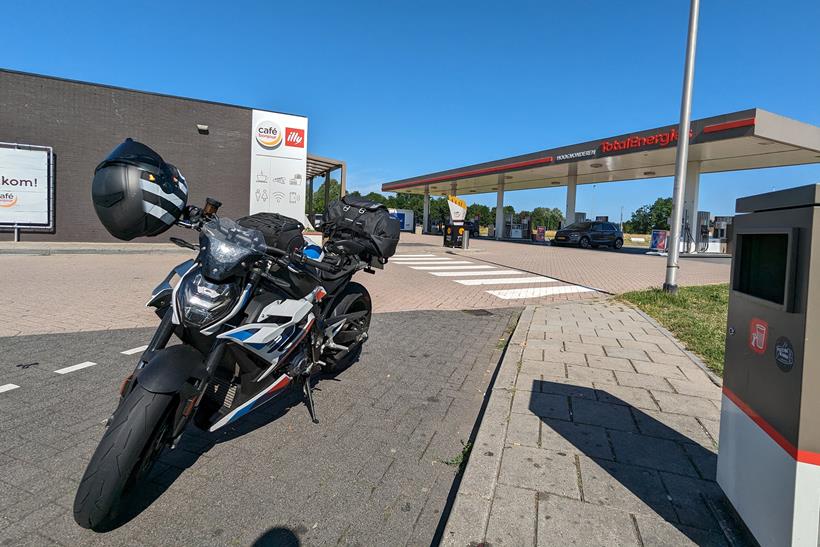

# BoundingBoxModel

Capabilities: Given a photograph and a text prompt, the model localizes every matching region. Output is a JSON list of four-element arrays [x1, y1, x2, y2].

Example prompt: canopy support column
[[682, 161, 702, 253], [339, 163, 347, 198], [307, 177, 314, 226], [565, 165, 578, 226], [323, 173, 331, 214], [423, 186, 430, 234], [495, 175, 505, 240], [450, 182, 457, 196]]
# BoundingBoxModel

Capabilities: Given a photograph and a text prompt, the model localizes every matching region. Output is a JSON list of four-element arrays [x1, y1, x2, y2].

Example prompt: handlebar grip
[[261, 244, 337, 273]]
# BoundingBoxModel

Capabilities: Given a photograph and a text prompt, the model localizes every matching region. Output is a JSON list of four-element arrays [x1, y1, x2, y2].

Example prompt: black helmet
[[91, 139, 188, 240]]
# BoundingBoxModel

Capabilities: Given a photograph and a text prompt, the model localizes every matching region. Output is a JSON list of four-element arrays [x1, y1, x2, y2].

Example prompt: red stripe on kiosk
[[722, 386, 820, 466]]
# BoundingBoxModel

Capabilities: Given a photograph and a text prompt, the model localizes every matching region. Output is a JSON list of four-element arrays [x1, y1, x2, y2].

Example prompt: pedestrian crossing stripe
[[487, 286, 595, 299], [454, 276, 559, 285], [429, 270, 518, 276], [410, 265, 498, 270]]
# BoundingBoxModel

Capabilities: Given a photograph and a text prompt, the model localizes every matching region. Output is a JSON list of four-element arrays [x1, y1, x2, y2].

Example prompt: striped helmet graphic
[[92, 139, 189, 241]]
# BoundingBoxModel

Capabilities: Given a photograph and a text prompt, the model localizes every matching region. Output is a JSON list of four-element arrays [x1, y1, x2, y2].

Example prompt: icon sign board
[[249, 110, 308, 224], [448, 195, 467, 223], [0, 144, 53, 229]]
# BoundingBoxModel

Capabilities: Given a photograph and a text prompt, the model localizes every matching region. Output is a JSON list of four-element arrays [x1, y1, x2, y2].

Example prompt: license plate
[[555, 236, 567, 241]]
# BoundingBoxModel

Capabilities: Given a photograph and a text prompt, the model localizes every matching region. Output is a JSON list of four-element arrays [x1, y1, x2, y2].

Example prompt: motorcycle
[[73, 197, 393, 531]]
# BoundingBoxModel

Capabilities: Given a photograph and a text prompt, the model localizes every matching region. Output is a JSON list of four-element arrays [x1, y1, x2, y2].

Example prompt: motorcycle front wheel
[[73, 384, 174, 531]]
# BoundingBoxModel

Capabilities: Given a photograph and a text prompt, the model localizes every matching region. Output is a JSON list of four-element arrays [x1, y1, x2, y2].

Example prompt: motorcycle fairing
[[207, 373, 291, 432], [218, 297, 315, 381]]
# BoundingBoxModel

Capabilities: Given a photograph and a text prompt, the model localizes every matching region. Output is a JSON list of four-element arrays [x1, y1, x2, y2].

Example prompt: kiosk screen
[[735, 233, 789, 305]]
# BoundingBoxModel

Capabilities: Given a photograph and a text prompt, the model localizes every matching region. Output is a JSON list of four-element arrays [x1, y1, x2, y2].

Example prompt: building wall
[[0, 70, 253, 242]]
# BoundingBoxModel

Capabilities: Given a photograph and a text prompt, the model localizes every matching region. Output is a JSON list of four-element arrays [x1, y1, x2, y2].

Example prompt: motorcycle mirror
[[170, 237, 198, 251]]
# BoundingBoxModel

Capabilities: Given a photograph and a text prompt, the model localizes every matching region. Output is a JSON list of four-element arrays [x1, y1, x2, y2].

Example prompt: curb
[[440, 305, 535, 546], [0, 246, 192, 256]]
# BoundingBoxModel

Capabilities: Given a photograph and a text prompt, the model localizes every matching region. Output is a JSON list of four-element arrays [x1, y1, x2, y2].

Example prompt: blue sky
[[2, 0, 819, 219]]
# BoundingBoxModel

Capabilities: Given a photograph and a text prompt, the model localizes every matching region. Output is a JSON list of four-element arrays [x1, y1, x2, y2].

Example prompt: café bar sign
[[0, 144, 53, 230]]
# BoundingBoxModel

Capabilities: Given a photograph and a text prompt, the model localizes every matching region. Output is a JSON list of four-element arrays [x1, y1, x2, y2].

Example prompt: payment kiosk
[[718, 184, 820, 546]]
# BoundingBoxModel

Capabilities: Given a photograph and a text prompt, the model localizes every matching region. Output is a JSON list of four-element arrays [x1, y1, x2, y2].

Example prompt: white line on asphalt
[[454, 276, 560, 286], [486, 286, 596, 299], [121, 345, 148, 355], [400, 261, 474, 266], [0, 384, 20, 394], [410, 265, 496, 270], [392, 259, 458, 263], [392, 254, 435, 258], [430, 269, 519, 276], [54, 361, 98, 375]]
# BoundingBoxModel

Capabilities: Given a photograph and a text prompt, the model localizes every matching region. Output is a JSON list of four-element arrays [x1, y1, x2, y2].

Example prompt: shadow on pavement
[[529, 380, 747, 545], [112, 364, 358, 530], [251, 526, 301, 546]]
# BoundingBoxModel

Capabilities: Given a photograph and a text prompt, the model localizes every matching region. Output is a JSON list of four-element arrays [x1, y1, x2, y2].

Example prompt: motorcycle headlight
[[177, 272, 240, 329]]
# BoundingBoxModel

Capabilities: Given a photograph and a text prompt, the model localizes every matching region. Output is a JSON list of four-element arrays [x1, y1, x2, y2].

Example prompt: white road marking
[[455, 276, 560, 285], [410, 265, 497, 270], [430, 269, 519, 276], [487, 286, 596, 299], [121, 345, 148, 355], [399, 261, 473, 266], [393, 254, 435, 258], [408, 260, 478, 270], [0, 384, 20, 394], [54, 361, 98, 375], [392, 259, 458, 263]]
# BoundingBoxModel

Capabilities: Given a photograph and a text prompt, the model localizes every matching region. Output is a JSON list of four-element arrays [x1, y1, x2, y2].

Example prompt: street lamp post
[[664, 0, 701, 294]]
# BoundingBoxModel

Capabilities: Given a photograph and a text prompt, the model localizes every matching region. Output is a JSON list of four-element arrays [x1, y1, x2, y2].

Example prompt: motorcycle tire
[[73, 384, 174, 531], [324, 282, 371, 373]]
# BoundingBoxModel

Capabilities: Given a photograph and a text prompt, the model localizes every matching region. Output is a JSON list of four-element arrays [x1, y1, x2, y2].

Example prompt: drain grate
[[462, 309, 493, 316]]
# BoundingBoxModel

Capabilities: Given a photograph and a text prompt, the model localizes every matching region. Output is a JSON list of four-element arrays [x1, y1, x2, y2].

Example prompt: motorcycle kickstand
[[300, 376, 319, 424]]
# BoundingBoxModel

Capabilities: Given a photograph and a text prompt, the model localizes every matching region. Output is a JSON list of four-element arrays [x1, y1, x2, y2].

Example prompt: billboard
[[249, 110, 308, 223], [0, 144, 52, 229]]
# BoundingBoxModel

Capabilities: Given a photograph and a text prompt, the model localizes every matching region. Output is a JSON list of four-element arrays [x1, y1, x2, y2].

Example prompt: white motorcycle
[[74, 196, 397, 531]]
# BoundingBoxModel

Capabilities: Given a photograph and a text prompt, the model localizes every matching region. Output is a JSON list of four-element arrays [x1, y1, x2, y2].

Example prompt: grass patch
[[619, 284, 728, 376], [443, 440, 473, 473]]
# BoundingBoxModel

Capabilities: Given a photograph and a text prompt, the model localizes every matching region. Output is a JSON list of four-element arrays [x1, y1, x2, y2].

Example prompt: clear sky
[[2, 0, 819, 219]]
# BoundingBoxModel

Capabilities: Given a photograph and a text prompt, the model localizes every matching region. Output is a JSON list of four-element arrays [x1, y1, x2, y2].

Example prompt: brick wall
[[0, 69, 255, 242]]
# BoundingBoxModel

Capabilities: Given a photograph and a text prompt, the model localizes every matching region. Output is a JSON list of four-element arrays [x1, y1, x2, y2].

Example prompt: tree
[[625, 197, 673, 233], [467, 203, 491, 224], [530, 207, 564, 230], [311, 178, 341, 213]]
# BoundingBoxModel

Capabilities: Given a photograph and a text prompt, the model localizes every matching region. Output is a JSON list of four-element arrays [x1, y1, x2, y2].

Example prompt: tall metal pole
[[664, 0, 700, 294]]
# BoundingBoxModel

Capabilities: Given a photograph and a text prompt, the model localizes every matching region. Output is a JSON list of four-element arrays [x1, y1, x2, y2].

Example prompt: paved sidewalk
[[443, 298, 748, 546]]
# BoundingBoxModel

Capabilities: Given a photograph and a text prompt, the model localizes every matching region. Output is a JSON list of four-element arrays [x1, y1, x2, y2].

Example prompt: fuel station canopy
[[381, 109, 820, 198]]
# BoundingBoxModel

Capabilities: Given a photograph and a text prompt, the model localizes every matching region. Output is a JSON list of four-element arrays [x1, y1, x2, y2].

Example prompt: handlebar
[[261, 243, 340, 273]]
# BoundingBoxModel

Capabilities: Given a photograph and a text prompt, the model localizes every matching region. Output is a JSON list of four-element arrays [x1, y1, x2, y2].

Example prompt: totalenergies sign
[[447, 195, 467, 222], [599, 128, 693, 155], [255, 120, 284, 150]]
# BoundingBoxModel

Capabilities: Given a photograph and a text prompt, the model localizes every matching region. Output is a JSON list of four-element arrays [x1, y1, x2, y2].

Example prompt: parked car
[[552, 221, 624, 250], [464, 220, 480, 237]]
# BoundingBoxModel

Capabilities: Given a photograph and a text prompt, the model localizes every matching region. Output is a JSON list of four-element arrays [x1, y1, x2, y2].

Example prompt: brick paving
[[0, 241, 598, 337], [0, 308, 517, 546], [403, 233, 730, 293], [443, 299, 749, 546]]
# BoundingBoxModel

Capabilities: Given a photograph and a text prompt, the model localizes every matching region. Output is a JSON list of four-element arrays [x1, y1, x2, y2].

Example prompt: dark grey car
[[552, 221, 624, 250]]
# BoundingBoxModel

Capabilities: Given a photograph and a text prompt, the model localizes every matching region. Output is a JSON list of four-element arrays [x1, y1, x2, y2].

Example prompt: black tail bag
[[323, 196, 400, 259], [236, 212, 305, 253]]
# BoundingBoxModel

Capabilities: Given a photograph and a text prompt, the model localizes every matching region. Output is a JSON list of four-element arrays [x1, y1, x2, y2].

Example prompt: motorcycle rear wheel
[[73, 384, 174, 531], [324, 282, 371, 373]]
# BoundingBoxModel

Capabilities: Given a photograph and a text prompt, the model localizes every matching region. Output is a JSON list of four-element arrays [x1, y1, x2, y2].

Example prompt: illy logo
[[285, 128, 305, 148]]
